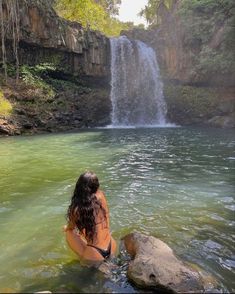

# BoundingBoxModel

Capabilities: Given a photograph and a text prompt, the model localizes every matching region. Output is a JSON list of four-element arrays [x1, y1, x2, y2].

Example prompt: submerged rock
[[123, 232, 213, 293]]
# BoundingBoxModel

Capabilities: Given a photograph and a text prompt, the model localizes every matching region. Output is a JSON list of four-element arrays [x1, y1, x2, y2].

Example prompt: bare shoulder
[[96, 190, 108, 206], [96, 189, 106, 201]]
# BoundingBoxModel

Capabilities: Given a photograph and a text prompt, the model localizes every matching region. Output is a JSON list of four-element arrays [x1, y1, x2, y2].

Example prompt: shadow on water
[[20, 260, 105, 293], [20, 251, 138, 293]]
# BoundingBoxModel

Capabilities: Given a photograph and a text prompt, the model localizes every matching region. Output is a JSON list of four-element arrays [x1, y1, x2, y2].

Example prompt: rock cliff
[[1, 0, 110, 78], [121, 1, 235, 128], [0, 0, 234, 135], [122, 1, 234, 87], [0, 0, 112, 135]]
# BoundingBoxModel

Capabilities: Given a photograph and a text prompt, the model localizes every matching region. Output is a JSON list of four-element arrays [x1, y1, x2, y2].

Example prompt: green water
[[0, 127, 234, 293]]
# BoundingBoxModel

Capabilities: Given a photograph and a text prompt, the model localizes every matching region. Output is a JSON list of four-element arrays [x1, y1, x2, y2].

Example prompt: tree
[[55, 0, 106, 30], [178, 0, 235, 78], [139, 0, 176, 26], [94, 0, 121, 16], [55, 0, 134, 36], [0, 0, 20, 82]]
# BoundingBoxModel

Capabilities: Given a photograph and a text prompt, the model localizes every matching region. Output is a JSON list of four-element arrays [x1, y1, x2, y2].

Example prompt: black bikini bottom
[[88, 240, 112, 259]]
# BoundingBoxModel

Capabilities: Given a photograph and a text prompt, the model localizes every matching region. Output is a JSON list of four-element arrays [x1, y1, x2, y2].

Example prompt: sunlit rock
[[123, 232, 217, 293]]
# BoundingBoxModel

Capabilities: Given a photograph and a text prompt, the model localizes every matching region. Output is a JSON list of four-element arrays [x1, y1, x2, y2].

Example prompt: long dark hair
[[67, 171, 106, 243]]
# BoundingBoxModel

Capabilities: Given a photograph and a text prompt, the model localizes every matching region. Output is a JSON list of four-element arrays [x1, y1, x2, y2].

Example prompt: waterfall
[[110, 36, 168, 127]]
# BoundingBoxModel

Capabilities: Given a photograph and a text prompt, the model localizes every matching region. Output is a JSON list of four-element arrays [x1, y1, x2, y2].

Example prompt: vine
[[0, 0, 20, 82]]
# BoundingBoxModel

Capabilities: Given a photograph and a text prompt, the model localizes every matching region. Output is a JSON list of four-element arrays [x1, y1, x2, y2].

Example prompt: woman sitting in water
[[63, 171, 117, 263]]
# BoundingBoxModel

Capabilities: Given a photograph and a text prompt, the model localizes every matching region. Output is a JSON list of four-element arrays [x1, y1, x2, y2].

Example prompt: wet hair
[[67, 171, 106, 243]]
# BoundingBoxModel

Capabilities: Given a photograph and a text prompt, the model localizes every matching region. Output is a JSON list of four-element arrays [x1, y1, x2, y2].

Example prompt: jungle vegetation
[[140, 0, 235, 79], [54, 0, 139, 36]]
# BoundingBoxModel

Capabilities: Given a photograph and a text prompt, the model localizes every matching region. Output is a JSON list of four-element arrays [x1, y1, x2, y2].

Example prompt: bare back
[[65, 189, 117, 262], [87, 190, 111, 248]]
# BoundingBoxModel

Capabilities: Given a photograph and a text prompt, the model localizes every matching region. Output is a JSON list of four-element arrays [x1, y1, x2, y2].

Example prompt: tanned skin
[[64, 189, 117, 263]]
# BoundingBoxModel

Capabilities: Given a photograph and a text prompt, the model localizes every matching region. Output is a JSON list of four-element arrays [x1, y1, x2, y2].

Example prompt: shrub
[[178, 0, 235, 78], [19, 64, 56, 99], [0, 90, 12, 116]]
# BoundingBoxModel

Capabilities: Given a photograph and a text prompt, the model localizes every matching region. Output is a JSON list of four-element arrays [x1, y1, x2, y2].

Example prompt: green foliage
[[164, 84, 221, 123], [47, 77, 91, 94], [139, 0, 175, 26], [19, 64, 56, 99], [179, 0, 234, 45], [193, 46, 235, 76], [4, 61, 93, 103], [140, 0, 234, 78], [55, 0, 105, 30], [0, 90, 12, 116], [54, 0, 133, 36], [178, 0, 235, 78], [102, 18, 134, 36], [95, 0, 121, 16]]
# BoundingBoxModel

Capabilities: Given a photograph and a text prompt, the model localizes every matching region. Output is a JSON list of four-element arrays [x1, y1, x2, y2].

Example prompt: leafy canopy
[[95, 0, 121, 16], [54, 0, 133, 37], [139, 0, 175, 26], [140, 0, 235, 77], [178, 0, 235, 77]]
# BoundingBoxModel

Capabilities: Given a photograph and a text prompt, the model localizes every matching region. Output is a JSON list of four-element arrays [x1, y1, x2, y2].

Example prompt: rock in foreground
[[123, 232, 209, 293]]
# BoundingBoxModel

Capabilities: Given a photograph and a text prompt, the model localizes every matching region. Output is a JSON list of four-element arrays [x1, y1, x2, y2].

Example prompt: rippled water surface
[[0, 127, 234, 293]]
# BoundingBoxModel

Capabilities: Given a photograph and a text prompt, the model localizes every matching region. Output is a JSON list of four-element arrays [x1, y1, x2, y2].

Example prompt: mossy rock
[[207, 114, 235, 128], [164, 84, 221, 125]]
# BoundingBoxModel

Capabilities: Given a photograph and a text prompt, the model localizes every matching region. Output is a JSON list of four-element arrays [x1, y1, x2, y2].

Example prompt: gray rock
[[0, 119, 18, 135], [123, 232, 210, 293], [218, 100, 235, 115], [208, 114, 235, 128], [23, 122, 33, 129], [0, 125, 10, 135], [15, 108, 27, 115]]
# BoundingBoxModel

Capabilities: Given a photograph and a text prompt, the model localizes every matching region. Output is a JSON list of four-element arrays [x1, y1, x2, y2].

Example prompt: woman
[[64, 171, 117, 263]]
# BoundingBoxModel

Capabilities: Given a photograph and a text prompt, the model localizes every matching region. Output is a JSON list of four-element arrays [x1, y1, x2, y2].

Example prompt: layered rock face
[[0, 0, 112, 135], [1, 0, 110, 78]]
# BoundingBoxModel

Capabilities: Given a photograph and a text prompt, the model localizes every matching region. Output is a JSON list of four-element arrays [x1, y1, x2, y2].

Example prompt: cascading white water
[[110, 35, 168, 127]]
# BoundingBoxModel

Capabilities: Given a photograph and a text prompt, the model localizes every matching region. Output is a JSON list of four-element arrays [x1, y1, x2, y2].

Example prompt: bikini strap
[[88, 240, 112, 259]]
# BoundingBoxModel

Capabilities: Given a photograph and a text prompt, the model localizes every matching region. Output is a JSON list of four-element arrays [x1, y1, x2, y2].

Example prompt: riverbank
[[0, 0, 234, 136], [164, 83, 235, 128], [0, 72, 111, 136], [1, 73, 234, 136]]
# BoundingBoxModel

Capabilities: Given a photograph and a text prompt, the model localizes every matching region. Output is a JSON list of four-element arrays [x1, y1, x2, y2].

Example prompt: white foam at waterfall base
[[109, 36, 173, 127], [100, 123, 178, 129]]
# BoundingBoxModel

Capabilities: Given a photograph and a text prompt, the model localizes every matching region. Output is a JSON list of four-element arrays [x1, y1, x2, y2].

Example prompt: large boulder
[[123, 232, 214, 293]]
